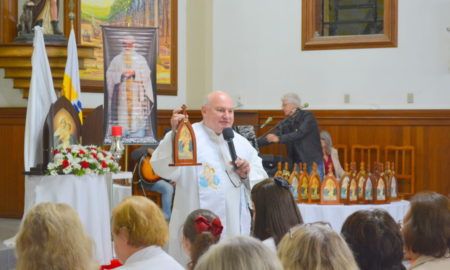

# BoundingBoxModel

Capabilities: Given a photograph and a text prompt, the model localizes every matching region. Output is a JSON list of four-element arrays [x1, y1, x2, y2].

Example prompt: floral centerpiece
[[46, 145, 121, 176]]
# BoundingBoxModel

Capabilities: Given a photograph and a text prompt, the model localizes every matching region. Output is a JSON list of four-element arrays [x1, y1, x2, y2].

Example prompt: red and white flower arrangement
[[46, 145, 121, 176]]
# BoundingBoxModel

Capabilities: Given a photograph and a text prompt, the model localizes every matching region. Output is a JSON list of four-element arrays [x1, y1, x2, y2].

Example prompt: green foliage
[[81, 3, 111, 21], [108, 0, 132, 20]]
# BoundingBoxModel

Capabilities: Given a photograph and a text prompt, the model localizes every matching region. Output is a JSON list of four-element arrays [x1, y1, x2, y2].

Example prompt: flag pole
[[68, 0, 75, 30]]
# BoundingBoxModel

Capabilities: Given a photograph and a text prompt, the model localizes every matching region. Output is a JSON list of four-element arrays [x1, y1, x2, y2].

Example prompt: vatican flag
[[24, 26, 57, 171], [62, 28, 83, 123]]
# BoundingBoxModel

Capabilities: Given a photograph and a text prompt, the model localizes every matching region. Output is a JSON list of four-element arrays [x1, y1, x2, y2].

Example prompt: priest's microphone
[[222, 127, 238, 168]]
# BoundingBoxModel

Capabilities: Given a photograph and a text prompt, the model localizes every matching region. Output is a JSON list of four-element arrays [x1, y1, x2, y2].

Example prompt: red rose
[[52, 149, 60, 155], [101, 161, 108, 168], [80, 161, 89, 169], [62, 159, 70, 168], [91, 153, 97, 159], [79, 149, 86, 155]]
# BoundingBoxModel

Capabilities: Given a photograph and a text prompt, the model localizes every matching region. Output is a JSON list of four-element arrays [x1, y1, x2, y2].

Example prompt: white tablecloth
[[24, 174, 113, 264], [298, 200, 410, 232], [107, 172, 133, 211], [112, 184, 132, 208]]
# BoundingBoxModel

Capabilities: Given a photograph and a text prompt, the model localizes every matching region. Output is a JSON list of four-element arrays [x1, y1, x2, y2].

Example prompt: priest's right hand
[[171, 108, 186, 131]]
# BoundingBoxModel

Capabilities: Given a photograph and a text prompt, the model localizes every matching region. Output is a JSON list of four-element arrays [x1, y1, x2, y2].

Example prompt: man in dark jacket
[[258, 93, 324, 179]]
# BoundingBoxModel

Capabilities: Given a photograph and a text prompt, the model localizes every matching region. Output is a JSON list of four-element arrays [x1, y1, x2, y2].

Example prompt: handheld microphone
[[260, 117, 273, 128], [222, 127, 238, 167]]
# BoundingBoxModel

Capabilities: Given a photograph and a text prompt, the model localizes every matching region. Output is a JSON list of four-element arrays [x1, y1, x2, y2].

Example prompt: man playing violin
[[258, 93, 324, 179]]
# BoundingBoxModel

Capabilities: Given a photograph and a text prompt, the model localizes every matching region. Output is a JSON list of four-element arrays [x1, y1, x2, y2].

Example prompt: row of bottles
[[274, 161, 399, 205]]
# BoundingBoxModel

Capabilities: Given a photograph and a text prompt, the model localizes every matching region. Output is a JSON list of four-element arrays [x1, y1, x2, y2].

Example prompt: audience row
[[14, 180, 449, 270]]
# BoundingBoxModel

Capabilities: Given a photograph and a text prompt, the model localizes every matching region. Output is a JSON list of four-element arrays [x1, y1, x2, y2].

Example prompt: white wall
[[0, 69, 26, 107], [186, 0, 212, 109], [212, 0, 450, 109], [2, 0, 450, 110]]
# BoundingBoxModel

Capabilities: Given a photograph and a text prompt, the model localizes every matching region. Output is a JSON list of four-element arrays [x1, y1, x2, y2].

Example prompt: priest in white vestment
[[151, 91, 268, 265]]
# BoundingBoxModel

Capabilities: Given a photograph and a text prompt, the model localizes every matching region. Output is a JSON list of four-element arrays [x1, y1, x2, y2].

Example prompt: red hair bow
[[194, 216, 223, 237]]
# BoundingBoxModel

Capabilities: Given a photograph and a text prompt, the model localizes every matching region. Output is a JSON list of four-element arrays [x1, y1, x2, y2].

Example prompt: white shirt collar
[[200, 122, 224, 142], [124, 245, 162, 265]]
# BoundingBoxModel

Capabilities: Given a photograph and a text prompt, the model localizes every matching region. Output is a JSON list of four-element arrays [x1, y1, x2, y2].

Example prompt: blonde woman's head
[[16, 202, 97, 270], [278, 223, 359, 270], [111, 196, 168, 248], [194, 235, 283, 270]]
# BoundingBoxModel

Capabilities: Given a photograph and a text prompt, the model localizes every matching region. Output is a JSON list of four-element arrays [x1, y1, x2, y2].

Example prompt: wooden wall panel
[[1, 108, 449, 217], [0, 108, 25, 218], [0, 0, 17, 43]]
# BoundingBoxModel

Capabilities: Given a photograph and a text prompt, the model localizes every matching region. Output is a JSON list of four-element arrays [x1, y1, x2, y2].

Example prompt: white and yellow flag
[[24, 26, 57, 171], [62, 28, 83, 123]]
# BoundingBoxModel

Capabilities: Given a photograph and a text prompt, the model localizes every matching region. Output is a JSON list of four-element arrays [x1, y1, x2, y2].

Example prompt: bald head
[[203, 91, 233, 106], [202, 91, 235, 134]]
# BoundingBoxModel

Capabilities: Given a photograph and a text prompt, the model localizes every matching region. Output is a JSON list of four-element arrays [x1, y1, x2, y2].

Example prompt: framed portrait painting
[[102, 26, 158, 145], [76, 0, 177, 95]]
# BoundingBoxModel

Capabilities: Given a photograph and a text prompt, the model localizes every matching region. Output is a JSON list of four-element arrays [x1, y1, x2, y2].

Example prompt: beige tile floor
[[0, 218, 20, 270]]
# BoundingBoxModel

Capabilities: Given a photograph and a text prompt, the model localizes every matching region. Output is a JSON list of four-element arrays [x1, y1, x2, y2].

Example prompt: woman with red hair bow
[[182, 209, 223, 270]]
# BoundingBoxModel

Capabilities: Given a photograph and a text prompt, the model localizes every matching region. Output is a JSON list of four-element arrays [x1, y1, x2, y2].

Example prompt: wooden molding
[[259, 110, 450, 126]]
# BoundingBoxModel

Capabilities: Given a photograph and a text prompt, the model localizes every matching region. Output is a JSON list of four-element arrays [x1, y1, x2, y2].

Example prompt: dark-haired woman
[[251, 177, 303, 249], [341, 209, 406, 270], [402, 192, 450, 270]]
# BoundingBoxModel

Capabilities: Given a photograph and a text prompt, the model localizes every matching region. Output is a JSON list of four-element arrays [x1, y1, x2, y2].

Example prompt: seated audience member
[[320, 130, 344, 178], [111, 196, 183, 270], [341, 209, 406, 270], [277, 222, 359, 270], [182, 209, 223, 270], [251, 177, 303, 248], [194, 235, 283, 270], [402, 191, 450, 270], [15, 202, 97, 270], [131, 145, 175, 221]]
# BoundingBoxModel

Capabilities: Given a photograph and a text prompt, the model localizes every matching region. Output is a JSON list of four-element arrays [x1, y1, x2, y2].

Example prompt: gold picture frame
[[301, 0, 398, 50], [170, 105, 201, 166]]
